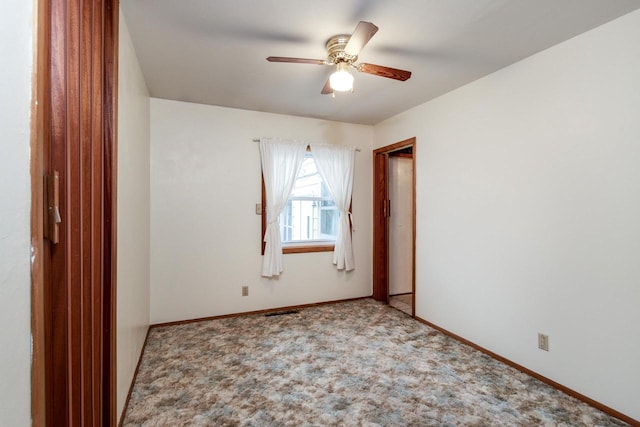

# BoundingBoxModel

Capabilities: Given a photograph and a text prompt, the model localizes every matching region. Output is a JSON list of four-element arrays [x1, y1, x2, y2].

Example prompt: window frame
[[260, 151, 351, 255]]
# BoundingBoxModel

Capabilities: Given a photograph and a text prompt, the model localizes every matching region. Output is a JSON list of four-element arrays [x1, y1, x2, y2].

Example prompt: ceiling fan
[[266, 21, 412, 95]]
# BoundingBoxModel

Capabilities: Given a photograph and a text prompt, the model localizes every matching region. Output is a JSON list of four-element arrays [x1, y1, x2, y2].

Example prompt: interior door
[[372, 138, 416, 311], [388, 155, 414, 296], [33, 0, 119, 425], [372, 152, 389, 301]]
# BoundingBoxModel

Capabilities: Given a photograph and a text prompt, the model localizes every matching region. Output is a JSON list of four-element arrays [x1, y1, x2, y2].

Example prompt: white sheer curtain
[[260, 138, 307, 277], [310, 144, 356, 271]]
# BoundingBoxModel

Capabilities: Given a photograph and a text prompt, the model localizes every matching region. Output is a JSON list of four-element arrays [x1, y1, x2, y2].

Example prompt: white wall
[[375, 10, 640, 421], [150, 99, 373, 324], [0, 1, 33, 425], [116, 8, 150, 420]]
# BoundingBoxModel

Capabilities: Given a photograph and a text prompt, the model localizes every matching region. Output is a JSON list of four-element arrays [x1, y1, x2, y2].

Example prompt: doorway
[[372, 138, 416, 317]]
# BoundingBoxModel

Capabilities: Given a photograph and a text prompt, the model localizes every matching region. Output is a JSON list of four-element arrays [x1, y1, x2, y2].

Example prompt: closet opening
[[372, 138, 416, 317]]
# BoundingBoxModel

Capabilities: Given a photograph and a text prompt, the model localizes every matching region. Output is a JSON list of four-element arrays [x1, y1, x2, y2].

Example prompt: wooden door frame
[[30, 0, 49, 424], [30, 0, 119, 425], [372, 138, 416, 317]]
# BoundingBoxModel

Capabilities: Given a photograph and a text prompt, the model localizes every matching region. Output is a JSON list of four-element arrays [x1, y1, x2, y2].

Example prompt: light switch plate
[[255, 203, 262, 215]]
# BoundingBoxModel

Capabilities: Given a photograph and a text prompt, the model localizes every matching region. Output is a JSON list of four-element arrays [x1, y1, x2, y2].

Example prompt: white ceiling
[[120, 0, 640, 125]]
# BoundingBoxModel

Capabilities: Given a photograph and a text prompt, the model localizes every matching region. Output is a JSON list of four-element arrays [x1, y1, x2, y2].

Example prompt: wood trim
[[389, 152, 413, 159], [30, 0, 50, 425], [261, 174, 266, 254], [411, 142, 416, 318], [372, 151, 388, 302], [414, 316, 639, 426], [283, 245, 334, 254], [372, 137, 416, 306], [373, 137, 415, 155], [151, 296, 371, 328], [117, 327, 151, 427]]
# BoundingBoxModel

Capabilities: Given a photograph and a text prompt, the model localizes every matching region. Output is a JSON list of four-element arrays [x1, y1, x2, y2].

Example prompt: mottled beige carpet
[[123, 299, 628, 426]]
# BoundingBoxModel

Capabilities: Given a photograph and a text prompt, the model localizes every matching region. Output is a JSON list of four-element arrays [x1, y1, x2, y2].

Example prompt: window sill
[[283, 244, 334, 254]]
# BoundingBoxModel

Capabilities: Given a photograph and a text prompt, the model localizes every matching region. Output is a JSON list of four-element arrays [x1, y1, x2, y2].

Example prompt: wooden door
[[372, 151, 389, 301], [32, 0, 119, 425], [388, 156, 414, 296]]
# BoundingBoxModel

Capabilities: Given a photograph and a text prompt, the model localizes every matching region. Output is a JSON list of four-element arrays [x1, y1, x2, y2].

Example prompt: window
[[262, 152, 345, 254], [280, 154, 338, 244]]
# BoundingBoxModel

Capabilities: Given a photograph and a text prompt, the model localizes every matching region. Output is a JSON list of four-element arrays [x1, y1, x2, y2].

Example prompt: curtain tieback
[[344, 210, 353, 231], [265, 221, 278, 242]]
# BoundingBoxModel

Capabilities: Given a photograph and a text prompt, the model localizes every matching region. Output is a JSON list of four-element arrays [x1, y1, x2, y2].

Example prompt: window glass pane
[[289, 156, 321, 198], [320, 204, 339, 236], [279, 155, 337, 244]]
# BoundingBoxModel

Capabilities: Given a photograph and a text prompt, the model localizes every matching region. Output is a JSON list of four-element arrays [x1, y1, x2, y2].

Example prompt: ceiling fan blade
[[266, 56, 326, 65], [344, 21, 378, 56], [357, 63, 412, 81], [321, 78, 333, 95]]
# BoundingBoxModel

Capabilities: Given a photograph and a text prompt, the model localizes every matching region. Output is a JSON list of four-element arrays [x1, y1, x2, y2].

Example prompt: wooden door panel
[[372, 152, 389, 301], [41, 0, 118, 425]]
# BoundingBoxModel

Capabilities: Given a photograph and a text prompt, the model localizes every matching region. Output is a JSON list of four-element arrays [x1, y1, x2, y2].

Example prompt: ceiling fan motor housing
[[326, 35, 358, 65]]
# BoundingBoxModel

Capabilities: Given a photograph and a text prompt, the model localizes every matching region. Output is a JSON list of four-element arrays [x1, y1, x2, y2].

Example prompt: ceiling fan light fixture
[[329, 62, 354, 92], [265, 22, 411, 96]]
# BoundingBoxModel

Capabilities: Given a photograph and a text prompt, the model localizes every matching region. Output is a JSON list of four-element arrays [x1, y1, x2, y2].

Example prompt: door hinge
[[44, 171, 61, 244], [383, 199, 391, 218]]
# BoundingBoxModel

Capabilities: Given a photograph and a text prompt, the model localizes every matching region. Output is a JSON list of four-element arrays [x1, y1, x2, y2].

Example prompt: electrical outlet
[[538, 333, 549, 351], [242, 286, 249, 297]]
